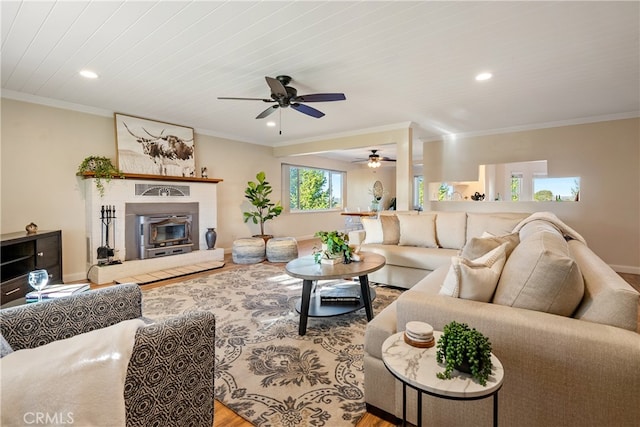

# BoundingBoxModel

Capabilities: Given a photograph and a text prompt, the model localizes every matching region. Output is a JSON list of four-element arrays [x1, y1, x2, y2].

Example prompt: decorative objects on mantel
[[79, 171, 222, 184], [77, 156, 124, 197]]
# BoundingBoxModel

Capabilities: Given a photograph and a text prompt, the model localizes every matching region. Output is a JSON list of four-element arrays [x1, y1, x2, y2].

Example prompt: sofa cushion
[[361, 244, 457, 271], [435, 212, 467, 249], [493, 230, 584, 316], [362, 217, 383, 244], [380, 214, 400, 244], [466, 212, 529, 243], [398, 213, 438, 247], [440, 242, 508, 302], [461, 232, 520, 260]]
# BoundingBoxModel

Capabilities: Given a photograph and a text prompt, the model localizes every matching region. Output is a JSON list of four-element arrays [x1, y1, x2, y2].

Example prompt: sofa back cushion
[[398, 213, 438, 247], [493, 229, 584, 316], [466, 212, 529, 243], [361, 217, 384, 244], [435, 212, 467, 249], [380, 215, 400, 244], [569, 240, 640, 331]]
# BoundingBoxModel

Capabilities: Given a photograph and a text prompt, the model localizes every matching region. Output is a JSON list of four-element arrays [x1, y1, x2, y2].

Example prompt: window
[[511, 173, 523, 201], [413, 175, 424, 208], [533, 177, 580, 201], [284, 165, 345, 211]]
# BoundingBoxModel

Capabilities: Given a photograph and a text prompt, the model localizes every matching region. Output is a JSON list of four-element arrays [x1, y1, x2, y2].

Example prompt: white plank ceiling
[[2, 1, 638, 161]]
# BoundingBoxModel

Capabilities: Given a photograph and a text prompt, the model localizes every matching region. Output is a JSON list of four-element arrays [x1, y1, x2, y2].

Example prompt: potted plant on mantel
[[243, 171, 283, 241], [313, 230, 353, 264], [77, 156, 124, 197], [436, 320, 493, 386]]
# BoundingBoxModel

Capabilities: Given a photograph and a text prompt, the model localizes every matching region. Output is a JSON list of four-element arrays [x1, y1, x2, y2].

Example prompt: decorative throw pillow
[[1, 334, 13, 358], [380, 215, 400, 245], [362, 217, 383, 244], [493, 230, 584, 316], [435, 212, 467, 249], [440, 242, 508, 302], [461, 232, 520, 260], [466, 212, 529, 243], [398, 213, 438, 247]]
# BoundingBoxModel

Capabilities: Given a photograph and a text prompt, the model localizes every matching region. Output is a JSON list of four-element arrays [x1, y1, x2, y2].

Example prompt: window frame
[[282, 164, 346, 213]]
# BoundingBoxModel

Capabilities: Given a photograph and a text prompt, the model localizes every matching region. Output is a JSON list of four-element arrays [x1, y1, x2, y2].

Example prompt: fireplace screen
[[139, 214, 193, 259]]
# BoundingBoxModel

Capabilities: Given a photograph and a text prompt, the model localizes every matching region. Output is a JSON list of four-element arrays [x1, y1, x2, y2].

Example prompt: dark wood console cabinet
[[1, 230, 62, 304]]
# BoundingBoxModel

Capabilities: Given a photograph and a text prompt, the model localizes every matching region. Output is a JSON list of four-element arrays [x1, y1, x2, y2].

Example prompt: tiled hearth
[[84, 177, 224, 284]]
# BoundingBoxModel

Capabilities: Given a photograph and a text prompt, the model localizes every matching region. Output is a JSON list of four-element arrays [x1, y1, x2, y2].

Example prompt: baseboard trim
[[610, 264, 640, 275]]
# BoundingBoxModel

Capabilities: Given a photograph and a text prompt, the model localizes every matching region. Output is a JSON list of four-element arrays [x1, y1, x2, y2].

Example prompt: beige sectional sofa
[[358, 211, 640, 426], [349, 211, 530, 288]]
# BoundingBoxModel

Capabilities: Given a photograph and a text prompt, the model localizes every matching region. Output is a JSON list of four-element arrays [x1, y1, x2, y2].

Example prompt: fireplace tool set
[[97, 205, 120, 265]]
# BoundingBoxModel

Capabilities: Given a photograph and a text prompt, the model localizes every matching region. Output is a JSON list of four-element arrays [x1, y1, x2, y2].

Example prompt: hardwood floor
[[89, 238, 639, 427]]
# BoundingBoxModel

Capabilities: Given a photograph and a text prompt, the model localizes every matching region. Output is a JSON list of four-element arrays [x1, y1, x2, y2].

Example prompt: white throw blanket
[[1, 318, 145, 427], [512, 211, 587, 245]]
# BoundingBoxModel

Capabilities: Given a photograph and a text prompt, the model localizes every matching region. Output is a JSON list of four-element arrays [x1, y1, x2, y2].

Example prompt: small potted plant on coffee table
[[313, 230, 352, 264], [436, 320, 493, 386]]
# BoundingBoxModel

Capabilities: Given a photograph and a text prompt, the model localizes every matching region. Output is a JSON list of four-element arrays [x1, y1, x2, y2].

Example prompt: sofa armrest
[[0, 284, 142, 350], [124, 311, 215, 427], [395, 292, 640, 424]]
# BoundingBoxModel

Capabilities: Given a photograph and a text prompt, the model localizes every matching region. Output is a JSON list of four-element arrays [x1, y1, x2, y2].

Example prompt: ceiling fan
[[217, 75, 346, 119], [354, 150, 396, 168]]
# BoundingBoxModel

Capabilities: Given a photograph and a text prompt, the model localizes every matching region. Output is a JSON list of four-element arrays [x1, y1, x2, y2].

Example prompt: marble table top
[[382, 331, 504, 399]]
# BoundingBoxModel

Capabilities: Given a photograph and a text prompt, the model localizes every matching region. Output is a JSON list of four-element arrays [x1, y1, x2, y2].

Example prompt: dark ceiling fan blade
[[265, 76, 287, 98], [256, 105, 279, 119], [291, 103, 325, 118], [293, 93, 346, 102], [218, 96, 273, 102]]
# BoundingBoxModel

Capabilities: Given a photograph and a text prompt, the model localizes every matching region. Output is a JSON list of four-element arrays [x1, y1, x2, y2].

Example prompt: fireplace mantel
[[80, 171, 223, 184], [84, 176, 223, 283]]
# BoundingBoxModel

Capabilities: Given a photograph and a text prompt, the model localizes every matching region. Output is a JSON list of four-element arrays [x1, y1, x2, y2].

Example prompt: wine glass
[[28, 269, 49, 302]]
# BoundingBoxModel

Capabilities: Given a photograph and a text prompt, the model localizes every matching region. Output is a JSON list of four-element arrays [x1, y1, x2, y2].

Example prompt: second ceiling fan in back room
[[217, 75, 346, 134]]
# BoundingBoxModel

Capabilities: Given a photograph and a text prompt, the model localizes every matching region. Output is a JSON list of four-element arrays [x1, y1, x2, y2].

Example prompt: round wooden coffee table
[[285, 253, 386, 335]]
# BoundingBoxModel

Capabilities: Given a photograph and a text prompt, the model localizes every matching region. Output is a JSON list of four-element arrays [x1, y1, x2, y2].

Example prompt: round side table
[[382, 331, 504, 427]]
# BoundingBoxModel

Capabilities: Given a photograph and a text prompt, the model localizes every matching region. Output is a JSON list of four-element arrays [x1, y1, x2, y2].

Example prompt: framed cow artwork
[[114, 113, 196, 177]]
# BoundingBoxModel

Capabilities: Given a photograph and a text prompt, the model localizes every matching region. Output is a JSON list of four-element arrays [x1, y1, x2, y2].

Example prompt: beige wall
[[2, 98, 638, 279], [423, 118, 640, 272], [0, 99, 351, 281]]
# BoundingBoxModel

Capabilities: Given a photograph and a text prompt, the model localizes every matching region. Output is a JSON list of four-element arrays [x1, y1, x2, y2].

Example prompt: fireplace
[[138, 214, 193, 259], [124, 202, 200, 261], [84, 177, 223, 283]]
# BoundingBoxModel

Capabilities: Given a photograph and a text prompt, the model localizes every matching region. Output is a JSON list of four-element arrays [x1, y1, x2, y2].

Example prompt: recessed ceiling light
[[475, 72, 492, 81], [79, 69, 99, 79], [266, 121, 276, 127]]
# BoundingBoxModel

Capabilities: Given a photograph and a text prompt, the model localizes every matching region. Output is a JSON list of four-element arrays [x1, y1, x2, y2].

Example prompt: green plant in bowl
[[313, 230, 352, 263], [77, 156, 123, 197], [436, 320, 493, 386]]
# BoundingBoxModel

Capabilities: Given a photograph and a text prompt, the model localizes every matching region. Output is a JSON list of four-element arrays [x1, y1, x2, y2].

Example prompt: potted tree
[[243, 171, 283, 240], [436, 321, 493, 386], [313, 230, 353, 264], [77, 156, 124, 197]]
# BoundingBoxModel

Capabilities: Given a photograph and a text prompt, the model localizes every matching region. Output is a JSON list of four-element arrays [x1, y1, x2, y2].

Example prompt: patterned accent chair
[[0, 284, 215, 427]]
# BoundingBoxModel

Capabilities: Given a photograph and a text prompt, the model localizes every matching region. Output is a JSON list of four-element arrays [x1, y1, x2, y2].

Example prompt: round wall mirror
[[373, 180, 383, 200]]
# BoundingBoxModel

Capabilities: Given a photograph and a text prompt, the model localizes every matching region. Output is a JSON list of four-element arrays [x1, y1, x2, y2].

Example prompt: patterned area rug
[[141, 263, 402, 426]]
